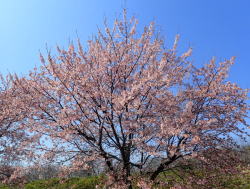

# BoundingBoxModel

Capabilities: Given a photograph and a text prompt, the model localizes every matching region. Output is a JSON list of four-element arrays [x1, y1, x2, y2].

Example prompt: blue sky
[[0, 0, 249, 90]]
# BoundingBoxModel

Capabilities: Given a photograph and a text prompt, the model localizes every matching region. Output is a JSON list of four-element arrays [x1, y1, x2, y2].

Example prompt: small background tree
[[0, 75, 36, 184]]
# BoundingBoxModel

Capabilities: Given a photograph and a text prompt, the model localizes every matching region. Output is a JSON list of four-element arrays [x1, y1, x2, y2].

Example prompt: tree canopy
[[0, 12, 249, 188]]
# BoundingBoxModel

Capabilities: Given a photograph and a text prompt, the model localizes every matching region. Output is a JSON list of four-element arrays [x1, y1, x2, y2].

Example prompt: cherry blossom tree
[[0, 75, 35, 183], [13, 12, 249, 188]]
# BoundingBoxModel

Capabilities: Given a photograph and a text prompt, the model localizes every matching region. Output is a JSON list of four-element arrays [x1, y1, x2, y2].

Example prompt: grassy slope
[[0, 168, 249, 189]]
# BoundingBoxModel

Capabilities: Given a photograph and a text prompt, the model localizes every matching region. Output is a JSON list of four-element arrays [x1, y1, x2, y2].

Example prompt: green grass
[[153, 166, 250, 189], [0, 168, 249, 189], [24, 176, 100, 189], [0, 185, 9, 189], [0, 176, 101, 189]]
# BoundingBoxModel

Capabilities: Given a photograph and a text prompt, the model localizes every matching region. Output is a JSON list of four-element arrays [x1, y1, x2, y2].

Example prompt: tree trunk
[[123, 145, 132, 189], [124, 164, 132, 189]]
